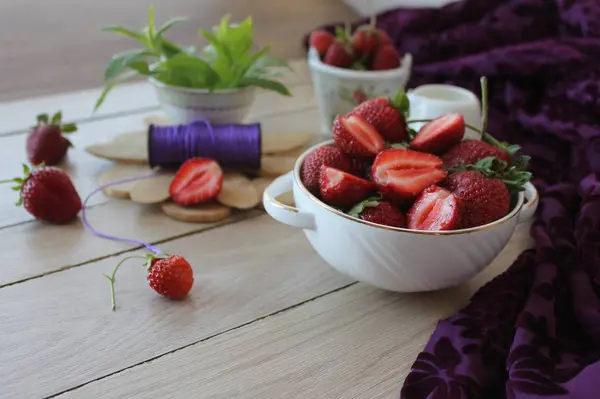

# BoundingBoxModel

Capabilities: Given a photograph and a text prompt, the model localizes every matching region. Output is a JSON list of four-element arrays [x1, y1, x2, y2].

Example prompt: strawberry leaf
[[348, 193, 383, 217], [447, 155, 532, 192], [387, 141, 409, 149], [389, 88, 410, 117], [36, 114, 49, 125], [60, 123, 77, 134], [50, 111, 62, 126]]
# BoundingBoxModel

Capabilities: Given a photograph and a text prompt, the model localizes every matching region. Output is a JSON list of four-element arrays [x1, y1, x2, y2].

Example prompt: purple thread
[[148, 118, 261, 169], [82, 173, 166, 255]]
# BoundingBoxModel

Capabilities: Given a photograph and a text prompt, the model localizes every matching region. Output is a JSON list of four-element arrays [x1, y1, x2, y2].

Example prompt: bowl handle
[[263, 172, 316, 231], [518, 182, 539, 223]]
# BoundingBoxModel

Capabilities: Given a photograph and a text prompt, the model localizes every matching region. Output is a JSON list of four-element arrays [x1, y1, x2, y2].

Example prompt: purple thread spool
[[148, 119, 261, 170]]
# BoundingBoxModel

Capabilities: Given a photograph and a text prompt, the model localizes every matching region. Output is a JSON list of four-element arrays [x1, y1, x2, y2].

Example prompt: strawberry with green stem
[[104, 252, 194, 311], [0, 163, 82, 224], [26, 111, 77, 166]]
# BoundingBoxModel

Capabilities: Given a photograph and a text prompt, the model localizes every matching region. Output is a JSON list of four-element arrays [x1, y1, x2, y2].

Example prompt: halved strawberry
[[410, 114, 465, 154], [371, 149, 446, 201], [407, 185, 461, 231], [319, 166, 374, 207], [169, 158, 223, 206], [332, 115, 385, 158]]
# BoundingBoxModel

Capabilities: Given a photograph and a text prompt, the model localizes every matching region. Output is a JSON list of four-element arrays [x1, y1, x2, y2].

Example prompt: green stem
[[480, 76, 488, 139], [103, 255, 147, 311], [0, 179, 14, 184], [369, 14, 376, 29]]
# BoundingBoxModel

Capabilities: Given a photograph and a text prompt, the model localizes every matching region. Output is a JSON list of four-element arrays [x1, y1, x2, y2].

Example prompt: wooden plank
[[0, 59, 312, 136], [59, 222, 534, 399], [0, 215, 352, 398], [0, 94, 319, 228]]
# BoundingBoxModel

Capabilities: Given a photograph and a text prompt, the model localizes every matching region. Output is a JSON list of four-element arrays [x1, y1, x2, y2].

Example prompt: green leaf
[[50, 111, 62, 126], [199, 30, 236, 85], [22, 164, 30, 175], [387, 141, 409, 149], [238, 77, 291, 96], [154, 53, 219, 89], [156, 17, 188, 38], [104, 49, 154, 81], [11, 186, 21, 191], [94, 70, 138, 111], [13, 178, 24, 184], [389, 88, 410, 116], [347, 194, 383, 218], [147, 5, 156, 46], [36, 114, 49, 125], [101, 26, 147, 46], [60, 123, 77, 133], [407, 128, 417, 140]]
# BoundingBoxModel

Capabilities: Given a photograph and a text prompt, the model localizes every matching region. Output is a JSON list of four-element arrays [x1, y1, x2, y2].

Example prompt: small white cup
[[308, 47, 412, 136], [408, 84, 482, 140]]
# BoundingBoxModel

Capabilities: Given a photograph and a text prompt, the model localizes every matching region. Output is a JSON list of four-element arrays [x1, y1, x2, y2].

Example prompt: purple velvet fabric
[[307, 0, 600, 397]]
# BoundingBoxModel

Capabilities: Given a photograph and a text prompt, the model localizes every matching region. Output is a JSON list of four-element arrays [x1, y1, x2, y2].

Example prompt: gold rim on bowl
[[291, 140, 525, 236]]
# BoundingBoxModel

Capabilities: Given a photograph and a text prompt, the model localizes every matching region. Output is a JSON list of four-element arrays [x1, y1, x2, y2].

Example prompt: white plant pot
[[262, 140, 539, 293], [307, 47, 412, 136], [149, 77, 256, 125]]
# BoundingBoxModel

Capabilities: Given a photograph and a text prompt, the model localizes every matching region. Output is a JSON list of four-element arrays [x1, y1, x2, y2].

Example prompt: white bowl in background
[[308, 47, 412, 136], [149, 77, 256, 125], [262, 140, 539, 292]]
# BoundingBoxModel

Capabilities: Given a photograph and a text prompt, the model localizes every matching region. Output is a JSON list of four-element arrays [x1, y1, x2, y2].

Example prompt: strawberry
[[371, 44, 401, 71], [443, 171, 510, 228], [348, 196, 406, 228], [319, 166, 374, 207], [147, 254, 194, 299], [407, 185, 461, 231], [332, 115, 385, 158], [371, 149, 447, 201], [410, 114, 465, 154], [375, 29, 392, 46], [104, 253, 194, 311], [1, 163, 81, 224], [310, 30, 335, 55], [348, 89, 409, 142], [442, 140, 511, 169], [26, 112, 77, 166], [300, 145, 354, 194], [351, 28, 378, 56], [323, 42, 353, 68], [169, 158, 223, 206]]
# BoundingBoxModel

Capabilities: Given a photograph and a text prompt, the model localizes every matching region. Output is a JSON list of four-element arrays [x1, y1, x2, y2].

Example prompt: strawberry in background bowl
[[307, 17, 412, 137], [262, 79, 538, 292]]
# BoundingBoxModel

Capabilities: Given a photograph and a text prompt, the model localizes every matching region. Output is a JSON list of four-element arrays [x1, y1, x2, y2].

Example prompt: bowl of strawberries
[[263, 81, 538, 292], [308, 19, 412, 136]]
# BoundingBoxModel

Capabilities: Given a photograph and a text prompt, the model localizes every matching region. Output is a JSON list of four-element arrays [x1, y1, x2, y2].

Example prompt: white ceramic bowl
[[308, 47, 412, 136], [262, 140, 539, 292], [149, 78, 256, 125]]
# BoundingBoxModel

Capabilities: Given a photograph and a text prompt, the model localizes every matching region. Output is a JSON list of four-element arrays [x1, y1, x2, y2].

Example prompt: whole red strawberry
[[443, 171, 510, 228], [1, 164, 82, 224], [26, 112, 77, 166], [323, 41, 353, 68], [348, 89, 409, 142], [104, 253, 194, 311], [147, 254, 194, 299], [300, 145, 354, 195], [442, 140, 511, 168], [310, 30, 335, 55], [351, 27, 378, 56], [371, 44, 401, 71], [348, 196, 406, 228]]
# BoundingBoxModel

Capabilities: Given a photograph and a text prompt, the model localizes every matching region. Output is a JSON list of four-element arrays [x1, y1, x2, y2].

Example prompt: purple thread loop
[[82, 173, 167, 255], [148, 117, 261, 170]]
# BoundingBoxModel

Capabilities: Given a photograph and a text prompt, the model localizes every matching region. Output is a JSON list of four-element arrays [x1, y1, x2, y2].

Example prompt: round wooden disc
[[217, 172, 259, 209], [161, 201, 232, 223], [130, 174, 175, 204], [99, 164, 155, 199]]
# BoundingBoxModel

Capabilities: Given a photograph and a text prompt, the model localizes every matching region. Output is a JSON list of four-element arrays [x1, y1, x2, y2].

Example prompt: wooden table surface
[[0, 59, 534, 399]]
